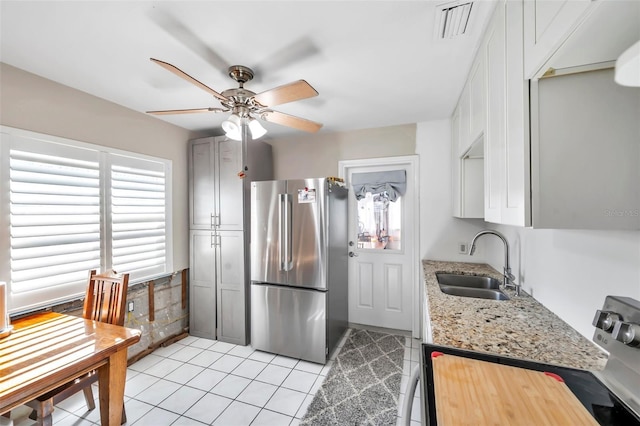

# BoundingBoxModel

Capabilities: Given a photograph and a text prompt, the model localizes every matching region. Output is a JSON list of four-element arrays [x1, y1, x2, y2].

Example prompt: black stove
[[420, 296, 640, 425]]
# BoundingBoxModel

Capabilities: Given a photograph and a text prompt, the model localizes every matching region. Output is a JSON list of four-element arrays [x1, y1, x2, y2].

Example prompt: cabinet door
[[532, 68, 640, 230], [189, 138, 216, 229], [215, 138, 245, 231], [482, 0, 530, 227], [189, 230, 216, 339], [216, 230, 247, 344], [468, 54, 486, 145], [502, 0, 530, 226], [451, 107, 462, 218], [458, 85, 471, 156], [523, 0, 592, 78], [483, 2, 506, 224]]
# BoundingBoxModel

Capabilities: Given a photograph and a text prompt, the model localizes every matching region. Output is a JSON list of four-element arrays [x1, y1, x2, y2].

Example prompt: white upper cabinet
[[483, 0, 530, 227], [468, 53, 486, 148], [523, 0, 593, 78], [457, 55, 486, 157], [451, 106, 462, 217], [458, 85, 471, 156], [452, 52, 485, 219], [483, 3, 506, 225]]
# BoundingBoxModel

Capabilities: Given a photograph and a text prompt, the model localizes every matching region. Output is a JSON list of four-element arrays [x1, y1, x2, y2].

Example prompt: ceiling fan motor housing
[[228, 65, 254, 86]]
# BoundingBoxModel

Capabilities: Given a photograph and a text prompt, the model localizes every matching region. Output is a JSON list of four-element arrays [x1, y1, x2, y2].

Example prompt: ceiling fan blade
[[148, 9, 231, 75], [147, 107, 227, 115], [261, 110, 322, 133], [252, 36, 320, 83], [253, 80, 318, 108], [150, 58, 228, 102]]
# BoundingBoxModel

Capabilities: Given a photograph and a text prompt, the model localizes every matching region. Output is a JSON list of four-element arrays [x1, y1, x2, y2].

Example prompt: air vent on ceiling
[[435, 1, 474, 40]]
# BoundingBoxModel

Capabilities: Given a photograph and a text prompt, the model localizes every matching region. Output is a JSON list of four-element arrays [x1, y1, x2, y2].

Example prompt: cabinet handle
[[211, 233, 222, 247]]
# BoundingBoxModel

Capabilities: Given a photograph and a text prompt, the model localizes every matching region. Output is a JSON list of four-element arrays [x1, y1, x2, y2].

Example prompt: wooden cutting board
[[431, 352, 599, 425]]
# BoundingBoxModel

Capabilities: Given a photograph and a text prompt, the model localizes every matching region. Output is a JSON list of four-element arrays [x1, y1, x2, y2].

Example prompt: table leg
[[98, 350, 127, 426]]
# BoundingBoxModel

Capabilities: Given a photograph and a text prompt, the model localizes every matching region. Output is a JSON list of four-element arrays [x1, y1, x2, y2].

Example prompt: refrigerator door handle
[[278, 193, 293, 272], [278, 194, 286, 271], [285, 193, 293, 271]]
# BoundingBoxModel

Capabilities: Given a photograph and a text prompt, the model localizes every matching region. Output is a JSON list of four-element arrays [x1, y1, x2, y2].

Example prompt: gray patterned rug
[[300, 329, 405, 425]]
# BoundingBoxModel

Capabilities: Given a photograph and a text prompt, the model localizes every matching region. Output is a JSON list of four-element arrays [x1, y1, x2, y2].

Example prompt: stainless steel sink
[[438, 285, 510, 300], [436, 273, 501, 289], [436, 273, 509, 301]]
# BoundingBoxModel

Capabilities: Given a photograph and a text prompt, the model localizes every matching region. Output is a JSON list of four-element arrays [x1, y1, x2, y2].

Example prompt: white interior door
[[340, 156, 419, 334]]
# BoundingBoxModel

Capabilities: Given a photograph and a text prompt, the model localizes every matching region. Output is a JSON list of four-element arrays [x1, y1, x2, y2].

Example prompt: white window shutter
[[9, 147, 101, 310], [109, 154, 169, 281]]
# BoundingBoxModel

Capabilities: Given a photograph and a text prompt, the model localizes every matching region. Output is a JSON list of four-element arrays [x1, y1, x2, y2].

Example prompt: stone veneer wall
[[52, 270, 189, 360]]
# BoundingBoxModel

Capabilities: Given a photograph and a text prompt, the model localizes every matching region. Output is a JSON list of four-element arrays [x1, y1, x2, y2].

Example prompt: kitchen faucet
[[468, 230, 520, 296]]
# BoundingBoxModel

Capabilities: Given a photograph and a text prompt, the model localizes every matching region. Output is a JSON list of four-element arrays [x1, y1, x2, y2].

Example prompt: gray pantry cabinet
[[188, 136, 272, 344]]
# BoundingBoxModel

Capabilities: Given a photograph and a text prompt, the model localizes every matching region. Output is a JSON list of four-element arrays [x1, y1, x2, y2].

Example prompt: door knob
[[348, 251, 358, 257], [349, 241, 355, 246]]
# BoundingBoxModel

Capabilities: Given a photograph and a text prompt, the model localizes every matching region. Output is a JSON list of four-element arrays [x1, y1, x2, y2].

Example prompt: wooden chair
[[25, 269, 130, 426]]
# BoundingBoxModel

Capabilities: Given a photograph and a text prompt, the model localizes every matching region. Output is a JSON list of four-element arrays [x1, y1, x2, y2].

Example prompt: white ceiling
[[0, 1, 496, 137]]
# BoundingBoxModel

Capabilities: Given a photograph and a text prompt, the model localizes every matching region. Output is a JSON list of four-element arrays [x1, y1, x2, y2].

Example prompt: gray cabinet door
[[215, 138, 244, 231], [216, 230, 247, 344], [189, 138, 216, 230], [190, 136, 244, 231], [189, 230, 216, 339]]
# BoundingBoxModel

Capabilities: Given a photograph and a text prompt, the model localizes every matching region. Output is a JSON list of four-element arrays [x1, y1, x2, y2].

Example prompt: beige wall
[[0, 63, 202, 271], [266, 124, 416, 179]]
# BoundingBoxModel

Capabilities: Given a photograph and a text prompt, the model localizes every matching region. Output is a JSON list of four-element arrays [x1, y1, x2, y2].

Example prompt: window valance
[[351, 170, 407, 202]]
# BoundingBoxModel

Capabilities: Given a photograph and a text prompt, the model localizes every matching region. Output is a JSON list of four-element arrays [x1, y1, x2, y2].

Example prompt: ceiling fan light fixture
[[225, 127, 242, 141], [222, 113, 241, 135], [248, 118, 267, 139]]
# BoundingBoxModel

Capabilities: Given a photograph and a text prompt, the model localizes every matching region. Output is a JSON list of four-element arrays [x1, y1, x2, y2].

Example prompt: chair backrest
[[82, 269, 129, 326]]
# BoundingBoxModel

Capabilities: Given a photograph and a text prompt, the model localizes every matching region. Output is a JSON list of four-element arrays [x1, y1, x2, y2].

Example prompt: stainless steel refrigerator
[[250, 178, 348, 364]]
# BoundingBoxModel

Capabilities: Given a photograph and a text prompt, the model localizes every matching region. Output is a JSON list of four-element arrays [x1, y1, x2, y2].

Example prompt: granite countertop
[[423, 260, 608, 370]]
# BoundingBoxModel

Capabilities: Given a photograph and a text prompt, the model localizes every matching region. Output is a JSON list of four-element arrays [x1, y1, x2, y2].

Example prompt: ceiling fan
[[147, 58, 322, 140]]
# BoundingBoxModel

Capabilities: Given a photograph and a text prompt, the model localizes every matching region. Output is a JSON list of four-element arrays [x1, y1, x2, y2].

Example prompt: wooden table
[[0, 312, 141, 425]]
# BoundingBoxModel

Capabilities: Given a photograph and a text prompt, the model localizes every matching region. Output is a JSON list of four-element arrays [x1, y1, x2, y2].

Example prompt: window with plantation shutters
[[8, 142, 102, 311], [0, 126, 173, 314], [110, 154, 169, 281]]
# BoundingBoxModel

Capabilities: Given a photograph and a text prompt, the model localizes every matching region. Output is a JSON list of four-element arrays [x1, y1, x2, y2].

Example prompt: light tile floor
[[11, 332, 423, 426]]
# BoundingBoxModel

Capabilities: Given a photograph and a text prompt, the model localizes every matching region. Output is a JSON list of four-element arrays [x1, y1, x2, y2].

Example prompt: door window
[[356, 192, 402, 250]]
